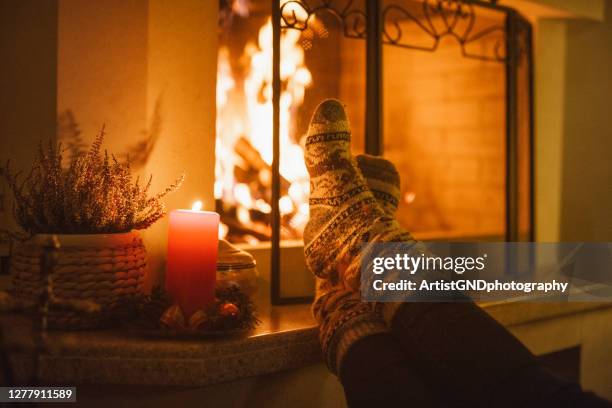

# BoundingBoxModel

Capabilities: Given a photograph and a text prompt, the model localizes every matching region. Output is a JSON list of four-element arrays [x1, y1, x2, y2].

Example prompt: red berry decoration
[[220, 302, 239, 317]]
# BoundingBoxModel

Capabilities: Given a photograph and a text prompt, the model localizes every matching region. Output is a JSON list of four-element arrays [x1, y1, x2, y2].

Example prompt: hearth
[[216, 0, 533, 303]]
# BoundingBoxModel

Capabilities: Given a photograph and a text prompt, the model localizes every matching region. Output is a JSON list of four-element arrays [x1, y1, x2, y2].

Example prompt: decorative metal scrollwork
[[280, 0, 367, 39], [279, 0, 508, 62], [382, 1, 506, 62]]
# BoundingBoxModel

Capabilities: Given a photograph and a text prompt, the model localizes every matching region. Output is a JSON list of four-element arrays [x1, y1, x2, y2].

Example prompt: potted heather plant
[[3, 129, 182, 329]]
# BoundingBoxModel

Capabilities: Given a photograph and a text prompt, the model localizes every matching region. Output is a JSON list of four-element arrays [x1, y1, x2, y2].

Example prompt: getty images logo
[[371, 253, 488, 275]]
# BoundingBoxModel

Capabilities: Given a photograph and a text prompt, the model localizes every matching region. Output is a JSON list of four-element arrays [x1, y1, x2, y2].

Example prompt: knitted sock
[[354, 155, 408, 324], [313, 156, 403, 373], [304, 99, 408, 281], [305, 99, 412, 374], [313, 282, 387, 374], [356, 154, 401, 217]]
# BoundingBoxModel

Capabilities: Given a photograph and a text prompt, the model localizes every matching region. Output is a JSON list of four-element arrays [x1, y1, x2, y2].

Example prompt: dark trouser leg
[[390, 302, 612, 408], [340, 332, 445, 408]]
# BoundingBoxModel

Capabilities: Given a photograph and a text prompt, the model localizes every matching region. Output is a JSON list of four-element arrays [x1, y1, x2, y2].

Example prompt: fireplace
[[216, 0, 533, 303]]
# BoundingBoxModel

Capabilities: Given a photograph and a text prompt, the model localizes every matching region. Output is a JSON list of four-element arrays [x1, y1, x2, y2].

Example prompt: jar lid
[[217, 239, 256, 271]]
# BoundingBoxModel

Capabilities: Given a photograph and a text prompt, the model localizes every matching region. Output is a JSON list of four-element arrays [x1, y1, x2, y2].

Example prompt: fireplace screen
[[216, 0, 533, 303]]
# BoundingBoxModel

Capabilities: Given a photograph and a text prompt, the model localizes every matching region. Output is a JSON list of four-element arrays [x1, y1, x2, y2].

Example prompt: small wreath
[[112, 286, 260, 337]]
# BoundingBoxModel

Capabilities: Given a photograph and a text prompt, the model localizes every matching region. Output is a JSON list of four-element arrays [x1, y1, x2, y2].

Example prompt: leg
[[341, 332, 445, 408], [390, 302, 612, 407], [304, 99, 611, 407]]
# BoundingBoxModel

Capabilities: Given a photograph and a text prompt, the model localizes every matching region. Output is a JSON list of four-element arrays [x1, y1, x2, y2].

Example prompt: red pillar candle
[[166, 201, 219, 318]]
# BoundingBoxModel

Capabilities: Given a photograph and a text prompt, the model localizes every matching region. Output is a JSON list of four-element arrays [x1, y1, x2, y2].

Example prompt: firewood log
[[234, 136, 291, 192]]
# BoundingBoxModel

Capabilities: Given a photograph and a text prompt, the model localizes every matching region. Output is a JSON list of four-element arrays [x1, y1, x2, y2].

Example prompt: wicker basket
[[10, 231, 146, 329]]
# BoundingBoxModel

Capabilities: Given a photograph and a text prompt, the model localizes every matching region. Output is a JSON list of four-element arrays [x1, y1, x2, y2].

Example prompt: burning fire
[[216, 10, 313, 243]]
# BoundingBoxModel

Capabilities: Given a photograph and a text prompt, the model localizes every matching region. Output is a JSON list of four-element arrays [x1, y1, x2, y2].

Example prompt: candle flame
[[192, 200, 203, 211]]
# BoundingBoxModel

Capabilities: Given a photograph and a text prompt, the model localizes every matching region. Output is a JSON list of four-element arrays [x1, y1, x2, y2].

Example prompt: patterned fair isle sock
[[304, 99, 408, 279], [355, 154, 407, 324], [314, 156, 402, 373], [356, 154, 401, 217], [305, 99, 412, 373]]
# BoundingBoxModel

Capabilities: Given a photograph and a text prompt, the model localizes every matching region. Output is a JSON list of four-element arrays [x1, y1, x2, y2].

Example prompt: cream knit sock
[[356, 154, 401, 217], [313, 154, 403, 373], [305, 99, 414, 373]]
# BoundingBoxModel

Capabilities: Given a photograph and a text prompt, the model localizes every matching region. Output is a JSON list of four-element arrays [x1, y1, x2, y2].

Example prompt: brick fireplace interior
[[383, 4, 508, 240]]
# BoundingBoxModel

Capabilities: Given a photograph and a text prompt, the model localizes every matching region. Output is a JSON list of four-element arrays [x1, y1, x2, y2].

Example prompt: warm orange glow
[[279, 195, 294, 215], [403, 192, 416, 204], [216, 5, 312, 243], [234, 183, 253, 208], [218, 222, 229, 240]]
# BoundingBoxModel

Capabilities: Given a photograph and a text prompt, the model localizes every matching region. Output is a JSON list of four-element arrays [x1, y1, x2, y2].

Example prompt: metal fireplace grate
[[264, 0, 534, 304]]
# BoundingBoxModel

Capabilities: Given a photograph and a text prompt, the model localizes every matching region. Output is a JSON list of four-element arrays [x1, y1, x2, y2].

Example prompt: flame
[[255, 199, 272, 214], [237, 207, 251, 225], [216, 4, 313, 242], [234, 183, 254, 208], [191, 201, 203, 211], [279, 195, 294, 215]]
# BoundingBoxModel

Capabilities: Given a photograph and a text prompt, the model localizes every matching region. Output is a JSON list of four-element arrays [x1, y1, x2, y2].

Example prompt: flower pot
[[10, 231, 146, 329]]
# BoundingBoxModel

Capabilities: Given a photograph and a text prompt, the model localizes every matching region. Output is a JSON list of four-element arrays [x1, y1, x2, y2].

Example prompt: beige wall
[[57, 0, 149, 155], [527, 0, 605, 20], [558, 6, 612, 241], [0, 0, 218, 289], [503, 0, 605, 21], [534, 20, 567, 241], [535, 2, 612, 241], [144, 0, 218, 288], [0, 0, 59, 229]]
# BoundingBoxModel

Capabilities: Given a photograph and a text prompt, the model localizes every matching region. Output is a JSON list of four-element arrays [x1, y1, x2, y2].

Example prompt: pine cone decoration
[[139, 287, 171, 328], [112, 286, 171, 329]]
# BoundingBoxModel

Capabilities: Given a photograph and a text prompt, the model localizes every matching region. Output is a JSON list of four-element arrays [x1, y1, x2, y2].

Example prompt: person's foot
[[305, 99, 414, 374], [305, 99, 418, 292], [356, 154, 401, 217], [303, 99, 386, 283]]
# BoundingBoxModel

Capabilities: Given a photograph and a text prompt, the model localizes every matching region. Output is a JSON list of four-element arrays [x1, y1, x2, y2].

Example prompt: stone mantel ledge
[[2, 300, 611, 387]]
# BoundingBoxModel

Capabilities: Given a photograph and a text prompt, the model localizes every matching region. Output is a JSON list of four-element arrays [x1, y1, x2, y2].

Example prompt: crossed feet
[[303, 99, 416, 373]]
